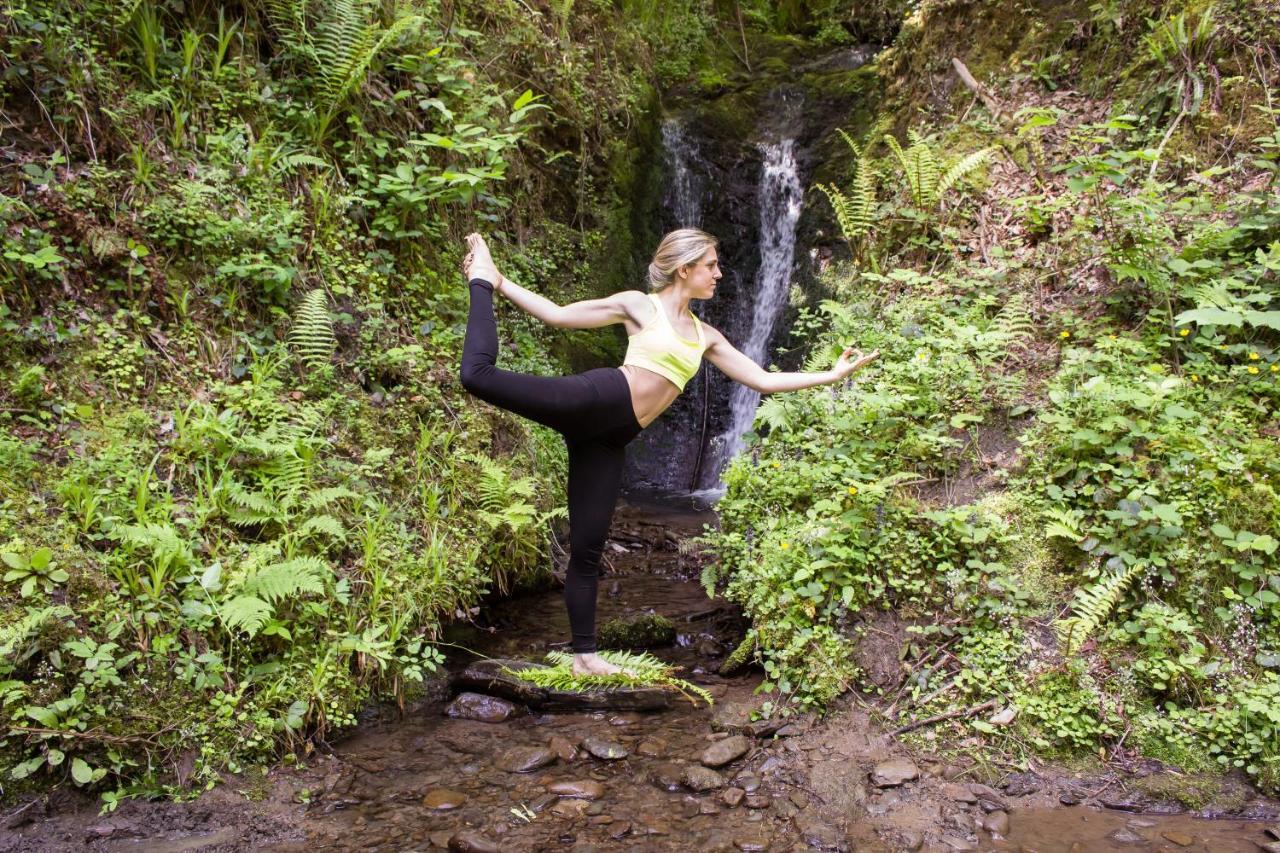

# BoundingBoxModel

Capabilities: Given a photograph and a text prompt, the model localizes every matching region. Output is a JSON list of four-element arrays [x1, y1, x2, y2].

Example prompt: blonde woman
[[460, 229, 878, 676]]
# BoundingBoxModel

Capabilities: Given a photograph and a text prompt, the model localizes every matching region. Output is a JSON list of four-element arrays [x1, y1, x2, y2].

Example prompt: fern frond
[[300, 514, 346, 540], [0, 606, 74, 662], [1043, 506, 1085, 541], [938, 146, 996, 199], [245, 556, 328, 603], [1054, 563, 1144, 654], [115, 522, 195, 568], [503, 650, 713, 706], [305, 486, 361, 509], [289, 288, 336, 372], [221, 594, 273, 637]]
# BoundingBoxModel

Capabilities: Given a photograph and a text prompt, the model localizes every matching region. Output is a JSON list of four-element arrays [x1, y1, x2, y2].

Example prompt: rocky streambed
[[4, 499, 1279, 852]]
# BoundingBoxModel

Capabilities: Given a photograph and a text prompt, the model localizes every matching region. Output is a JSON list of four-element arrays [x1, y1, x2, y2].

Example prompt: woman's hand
[[832, 347, 879, 380]]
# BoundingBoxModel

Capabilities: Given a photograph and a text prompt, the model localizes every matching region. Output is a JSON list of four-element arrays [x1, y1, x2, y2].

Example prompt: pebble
[[547, 780, 605, 799], [587, 815, 613, 825], [429, 830, 453, 849], [682, 765, 727, 792], [1002, 772, 1042, 797], [1106, 827, 1147, 845], [989, 706, 1017, 726], [422, 788, 467, 810], [983, 809, 1009, 836], [701, 735, 752, 767], [722, 787, 746, 807], [607, 821, 631, 839], [496, 746, 557, 773], [447, 830, 500, 852], [734, 835, 770, 851], [788, 790, 808, 809], [549, 735, 578, 762], [1059, 788, 1085, 805], [581, 737, 629, 760], [939, 836, 977, 852], [870, 758, 919, 787], [444, 692, 522, 723], [735, 772, 761, 793], [1160, 831, 1194, 847], [944, 782, 977, 803], [744, 794, 770, 809], [609, 713, 640, 726]]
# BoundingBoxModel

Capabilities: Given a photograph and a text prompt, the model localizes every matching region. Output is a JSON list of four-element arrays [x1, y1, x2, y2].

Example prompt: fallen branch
[[891, 698, 997, 736], [952, 58, 1002, 119]]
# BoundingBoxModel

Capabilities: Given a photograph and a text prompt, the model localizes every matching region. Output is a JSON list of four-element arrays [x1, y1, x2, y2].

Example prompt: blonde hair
[[647, 228, 719, 291]]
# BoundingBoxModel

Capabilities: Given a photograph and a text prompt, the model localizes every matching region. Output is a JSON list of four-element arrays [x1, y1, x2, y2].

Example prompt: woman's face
[[681, 248, 722, 299]]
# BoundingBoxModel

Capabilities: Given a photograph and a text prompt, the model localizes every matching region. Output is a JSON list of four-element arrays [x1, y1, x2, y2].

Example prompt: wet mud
[[3, 499, 1277, 852]]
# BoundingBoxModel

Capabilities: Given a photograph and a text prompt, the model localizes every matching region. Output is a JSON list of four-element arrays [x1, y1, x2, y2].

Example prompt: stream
[[7, 499, 1278, 852]]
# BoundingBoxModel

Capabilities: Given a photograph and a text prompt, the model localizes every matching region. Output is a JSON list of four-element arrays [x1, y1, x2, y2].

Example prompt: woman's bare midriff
[[619, 364, 682, 429]]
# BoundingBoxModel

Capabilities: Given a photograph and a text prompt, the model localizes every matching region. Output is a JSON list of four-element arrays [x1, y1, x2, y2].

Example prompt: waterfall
[[662, 120, 704, 227], [696, 139, 803, 492]]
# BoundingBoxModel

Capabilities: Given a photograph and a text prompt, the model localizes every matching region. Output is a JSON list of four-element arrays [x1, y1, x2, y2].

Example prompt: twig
[[951, 58, 1002, 119], [891, 698, 996, 736]]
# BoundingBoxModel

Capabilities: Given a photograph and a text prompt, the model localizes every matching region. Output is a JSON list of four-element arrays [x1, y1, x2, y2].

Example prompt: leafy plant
[[503, 650, 713, 706]]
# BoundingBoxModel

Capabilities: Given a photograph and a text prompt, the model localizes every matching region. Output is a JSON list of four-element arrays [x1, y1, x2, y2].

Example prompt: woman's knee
[[459, 360, 491, 395]]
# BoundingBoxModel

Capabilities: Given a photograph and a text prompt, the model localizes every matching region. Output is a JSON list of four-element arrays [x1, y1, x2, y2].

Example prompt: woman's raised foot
[[464, 233, 501, 289]]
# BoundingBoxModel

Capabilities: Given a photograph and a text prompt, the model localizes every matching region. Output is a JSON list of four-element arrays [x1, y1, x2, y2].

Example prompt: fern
[[221, 595, 273, 637], [754, 397, 791, 432], [503, 650, 713, 706], [1054, 563, 1144, 654], [289, 288, 336, 373], [884, 130, 995, 211], [219, 557, 328, 638], [300, 514, 346, 541], [0, 606, 73, 668], [938, 146, 997, 199], [1043, 506, 1085, 542]]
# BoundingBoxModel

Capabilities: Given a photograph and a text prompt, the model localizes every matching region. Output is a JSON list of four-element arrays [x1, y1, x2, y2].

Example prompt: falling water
[[662, 120, 705, 227], [696, 139, 803, 492]]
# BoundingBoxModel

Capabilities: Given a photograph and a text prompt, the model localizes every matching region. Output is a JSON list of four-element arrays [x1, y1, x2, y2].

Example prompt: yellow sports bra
[[622, 293, 708, 391]]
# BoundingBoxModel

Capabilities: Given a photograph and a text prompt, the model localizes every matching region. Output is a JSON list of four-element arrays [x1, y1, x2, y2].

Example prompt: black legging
[[459, 278, 643, 653]]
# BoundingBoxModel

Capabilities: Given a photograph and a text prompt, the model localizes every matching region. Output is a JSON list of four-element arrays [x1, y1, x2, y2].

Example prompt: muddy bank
[[3, 500, 1277, 852]]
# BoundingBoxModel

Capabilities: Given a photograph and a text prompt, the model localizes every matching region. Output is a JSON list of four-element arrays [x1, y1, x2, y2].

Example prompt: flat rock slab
[[870, 757, 919, 787], [422, 788, 468, 810], [701, 735, 751, 768], [496, 746, 557, 773], [547, 780, 605, 800], [582, 737, 629, 760], [682, 765, 726, 792], [451, 659, 671, 712]]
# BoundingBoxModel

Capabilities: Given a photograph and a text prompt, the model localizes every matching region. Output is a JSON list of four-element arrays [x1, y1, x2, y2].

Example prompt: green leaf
[[71, 757, 93, 785], [1173, 307, 1244, 327], [511, 89, 535, 112], [1, 552, 24, 570], [29, 548, 52, 570]]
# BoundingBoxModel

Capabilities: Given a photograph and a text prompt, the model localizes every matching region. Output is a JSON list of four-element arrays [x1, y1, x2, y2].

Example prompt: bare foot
[[465, 233, 501, 289], [572, 653, 634, 678]]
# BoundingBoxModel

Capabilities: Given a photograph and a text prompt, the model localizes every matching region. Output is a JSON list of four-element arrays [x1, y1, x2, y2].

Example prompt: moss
[[1134, 773, 1250, 812], [598, 613, 676, 649]]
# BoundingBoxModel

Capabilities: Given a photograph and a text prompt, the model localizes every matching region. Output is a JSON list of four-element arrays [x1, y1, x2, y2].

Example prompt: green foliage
[[1055, 563, 1144, 655], [882, 130, 996, 212], [503, 650, 713, 707], [288, 288, 337, 378]]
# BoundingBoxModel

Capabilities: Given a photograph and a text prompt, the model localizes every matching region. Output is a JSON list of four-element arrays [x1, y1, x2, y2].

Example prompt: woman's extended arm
[[703, 325, 878, 393], [495, 274, 647, 330]]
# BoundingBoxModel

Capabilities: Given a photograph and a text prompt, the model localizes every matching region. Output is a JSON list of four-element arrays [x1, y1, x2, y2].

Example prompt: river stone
[[722, 787, 746, 807], [548, 735, 578, 762], [734, 834, 771, 851], [636, 736, 666, 757], [451, 659, 670, 711], [1106, 827, 1147, 845], [983, 809, 1009, 836], [701, 735, 751, 767], [711, 702, 753, 733], [1160, 831, 1194, 847], [607, 821, 631, 839], [682, 765, 726, 792], [795, 811, 839, 849], [448, 830, 500, 853], [496, 746, 557, 773], [649, 762, 685, 791], [1002, 772, 1042, 797], [429, 830, 453, 848], [943, 782, 977, 803], [422, 788, 468, 810], [550, 799, 590, 819], [547, 780, 605, 800], [582, 737, 628, 760], [870, 758, 919, 787], [744, 794, 770, 809], [445, 692, 522, 723]]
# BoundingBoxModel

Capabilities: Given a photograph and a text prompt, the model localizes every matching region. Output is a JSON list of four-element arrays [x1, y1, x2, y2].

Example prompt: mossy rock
[[599, 613, 677, 650]]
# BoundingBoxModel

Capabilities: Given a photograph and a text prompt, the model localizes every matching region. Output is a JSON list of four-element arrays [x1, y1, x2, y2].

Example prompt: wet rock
[[989, 706, 1017, 726], [585, 800, 606, 816], [648, 762, 685, 791], [1106, 827, 1147, 845], [429, 830, 454, 849], [1100, 797, 1143, 812], [452, 659, 670, 711], [607, 821, 631, 840], [1126, 818, 1156, 829], [745, 717, 783, 738], [86, 824, 115, 838], [549, 735, 578, 762], [581, 737, 628, 760], [529, 793, 558, 813], [1002, 772, 1042, 797], [636, 736, 667, 757], [939, 837, 977, 852], [598, 613, 676, 649], [968, 783, 1004, 804], [700, 800, 721, 815], [711, 702, 754, 733], [870, 758, 919, 787], [943, 782, 977, 803], [899, 830, 924, 851], [983, 809, 1009, 837], [734, 834, 771, 851], [681, 797, 700, 819], [445, 692, 523, 723], [587, 815, 613, 825], [1160, 831, 1194, 847], [723, 787, 746, 807], [1059, 787, 1086, 805], [448, 830, 500, 852], [696, 637, 724, 657], [795, 811, 839, 849], [547, 780, 605, 800], [550, 799, 590, 819], [735, 772, 761, 793], [682, 765, 727, 792], [745, 794, 771, 809], [422, 788, 468, 810], [496, 746, 557, 773], [789, 791, 809, 809], [608, 713, 640, 726], [701, 735, 752, 767]]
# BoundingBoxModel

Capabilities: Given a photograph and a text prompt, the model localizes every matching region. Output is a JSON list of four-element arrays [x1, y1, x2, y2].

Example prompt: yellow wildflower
[[1059, 331, 1071, 339], [847, 485, 859, 496], [1190, 374, 1200, 382], [780, 541, 791, 550], [1272, 365, 1278, 373], [1248, 366, 1260, 375], [1179, 328, 1190, 337], [1249, 352, 1260, 360]]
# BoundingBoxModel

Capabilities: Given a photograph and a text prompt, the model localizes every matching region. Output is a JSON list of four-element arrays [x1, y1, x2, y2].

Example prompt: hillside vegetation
[[705, 0, 1280, 793]]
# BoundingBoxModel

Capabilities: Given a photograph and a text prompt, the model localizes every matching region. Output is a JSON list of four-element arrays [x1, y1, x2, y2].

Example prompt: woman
[[460, 229, 878, 676]]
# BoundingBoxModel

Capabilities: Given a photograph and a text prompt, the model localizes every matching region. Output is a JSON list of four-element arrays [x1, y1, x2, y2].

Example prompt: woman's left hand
[[834, 347, 879, 379]]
